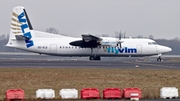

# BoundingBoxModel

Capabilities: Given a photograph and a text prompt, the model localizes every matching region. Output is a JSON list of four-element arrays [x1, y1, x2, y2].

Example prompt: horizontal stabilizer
[[15, 35, 31, 40]]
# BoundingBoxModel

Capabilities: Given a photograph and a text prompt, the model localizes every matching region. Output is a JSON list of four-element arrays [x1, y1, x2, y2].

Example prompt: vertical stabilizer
[[7, 6, 35, 48]]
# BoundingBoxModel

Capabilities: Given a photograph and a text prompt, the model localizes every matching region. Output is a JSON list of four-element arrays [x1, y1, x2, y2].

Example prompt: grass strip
[[0, 68, 180, 100]]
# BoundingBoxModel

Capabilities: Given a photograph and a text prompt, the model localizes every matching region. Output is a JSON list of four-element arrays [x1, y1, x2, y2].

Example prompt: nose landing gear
[[157, 53, 162, 61], [157, 56, 162, 61]]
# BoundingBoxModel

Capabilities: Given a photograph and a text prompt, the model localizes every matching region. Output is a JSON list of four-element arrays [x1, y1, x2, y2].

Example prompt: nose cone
[[158, 45, 172, 53], [167, 47, 172, 52]]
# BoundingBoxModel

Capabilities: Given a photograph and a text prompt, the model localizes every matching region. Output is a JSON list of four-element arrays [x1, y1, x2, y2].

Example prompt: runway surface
[[0, 53, 180, 69]]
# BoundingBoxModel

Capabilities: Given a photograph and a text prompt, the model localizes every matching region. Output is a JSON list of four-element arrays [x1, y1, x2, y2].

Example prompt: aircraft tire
[[157, 57, 162, 61], [89, 56, 101, 60], [89, 56, 94, 60], [96, 56, 101, 60], [94, 56, 101, 60]]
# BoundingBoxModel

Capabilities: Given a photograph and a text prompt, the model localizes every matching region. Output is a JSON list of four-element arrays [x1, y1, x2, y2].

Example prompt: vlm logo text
[[106, 47, 137, 54], [18, 12, 34, 48]]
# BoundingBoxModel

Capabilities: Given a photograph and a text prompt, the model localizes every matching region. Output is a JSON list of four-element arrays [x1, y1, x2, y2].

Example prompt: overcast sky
[[1, 0, 180, 39]]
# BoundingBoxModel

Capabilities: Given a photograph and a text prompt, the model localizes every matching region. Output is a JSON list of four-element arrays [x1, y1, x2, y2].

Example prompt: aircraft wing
[[69, 34, 102, 48], [81, 34, 102, 42]]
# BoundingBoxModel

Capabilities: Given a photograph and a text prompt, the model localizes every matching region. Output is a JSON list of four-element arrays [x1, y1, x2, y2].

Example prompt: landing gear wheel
[[96, 56, 101, 60], [89, 56, 101, 61], [157, 56, 162, 61], [98, 56, 101, 60], [89, 56, 94, 60]]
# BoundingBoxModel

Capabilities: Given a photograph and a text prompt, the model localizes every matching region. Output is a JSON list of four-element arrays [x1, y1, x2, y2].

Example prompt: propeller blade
[[119, 30, 121, 40], [119, 30, 122, 48]]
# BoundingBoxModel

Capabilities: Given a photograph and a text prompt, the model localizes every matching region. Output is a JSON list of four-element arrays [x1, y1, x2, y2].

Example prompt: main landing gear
[[89, 48, 101, 60], [89, 56, 101, 60]]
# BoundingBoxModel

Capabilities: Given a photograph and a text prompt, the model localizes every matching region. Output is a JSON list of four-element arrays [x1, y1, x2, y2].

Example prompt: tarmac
[[0, 53, 179, 69]]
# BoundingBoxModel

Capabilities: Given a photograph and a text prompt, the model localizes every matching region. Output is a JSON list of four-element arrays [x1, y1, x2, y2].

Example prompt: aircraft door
[[50, 44, 57, 53], [137, 45, 142, 54]]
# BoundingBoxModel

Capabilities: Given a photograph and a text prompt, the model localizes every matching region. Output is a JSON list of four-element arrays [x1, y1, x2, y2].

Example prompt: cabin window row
[[59, 46, 114, 49]]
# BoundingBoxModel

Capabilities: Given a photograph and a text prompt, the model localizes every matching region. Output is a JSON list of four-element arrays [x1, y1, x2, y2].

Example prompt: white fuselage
[[6, 31, 172, 57]]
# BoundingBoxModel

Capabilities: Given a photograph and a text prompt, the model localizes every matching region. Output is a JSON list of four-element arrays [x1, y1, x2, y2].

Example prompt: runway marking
[[124, 61, 177, 69]]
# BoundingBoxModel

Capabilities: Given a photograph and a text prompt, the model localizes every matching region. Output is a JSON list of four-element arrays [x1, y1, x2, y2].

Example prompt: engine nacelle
[[100, 37, 120, 47]]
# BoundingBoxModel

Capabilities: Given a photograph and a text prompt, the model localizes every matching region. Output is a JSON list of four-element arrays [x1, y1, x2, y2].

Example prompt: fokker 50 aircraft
[[6, 6, 172, 61]]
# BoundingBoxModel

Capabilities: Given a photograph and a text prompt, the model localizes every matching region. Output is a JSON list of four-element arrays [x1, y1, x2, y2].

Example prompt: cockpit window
[[148, 42, 152, 45], [148, 42, 157, 45]]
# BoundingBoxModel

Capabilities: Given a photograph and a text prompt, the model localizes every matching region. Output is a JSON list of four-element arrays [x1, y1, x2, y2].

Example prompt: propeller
[[119, 31, 122, 48], [116, 30, 123, 48]]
